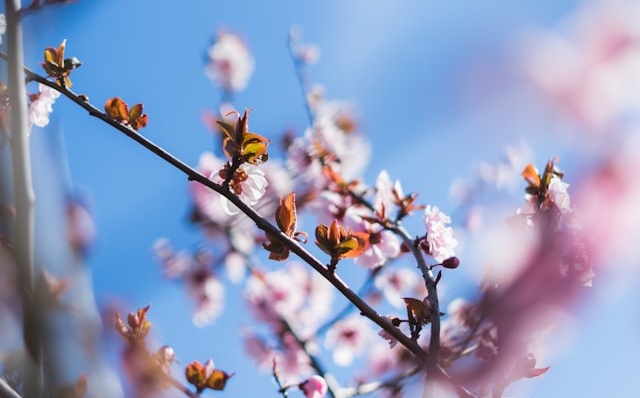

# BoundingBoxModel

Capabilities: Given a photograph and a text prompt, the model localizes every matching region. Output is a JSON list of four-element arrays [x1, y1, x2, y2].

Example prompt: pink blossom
[[423, 205, 458, 262], [377, 328, 398, 349], [205, 32, 254, 92], [353, 228, 401, 269], [299, 375, 328, 398], [212, 164, 269, 215], [373, 169, 403, 214], [29, 83, 61, 128], [325, 315, 373, 366]]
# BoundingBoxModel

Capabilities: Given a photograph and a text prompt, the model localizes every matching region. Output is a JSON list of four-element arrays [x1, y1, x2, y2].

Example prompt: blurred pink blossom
[[325, 315, 373, 366], [245, 263, 333, 336], [299, 375, 328, 398], [520, 0, 640, 131], [205, 32, 254, 92], [374, 268, 421, 308]]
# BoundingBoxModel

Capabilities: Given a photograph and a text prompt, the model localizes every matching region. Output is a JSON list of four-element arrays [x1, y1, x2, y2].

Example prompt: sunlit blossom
[[205, 32, 254, 92], [29, 83, 61, 128], [423, 205, 458, 262]]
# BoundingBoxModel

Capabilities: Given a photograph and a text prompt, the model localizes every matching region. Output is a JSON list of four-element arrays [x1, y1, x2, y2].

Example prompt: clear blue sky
[[9, 0, 640, 397]]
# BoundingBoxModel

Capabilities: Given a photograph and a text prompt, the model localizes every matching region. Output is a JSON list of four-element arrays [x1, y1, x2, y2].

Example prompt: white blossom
[[29, 83, 61, 128]]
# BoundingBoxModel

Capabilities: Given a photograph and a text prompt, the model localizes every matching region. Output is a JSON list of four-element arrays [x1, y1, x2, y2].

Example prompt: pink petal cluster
[[299, 375, 328, 398], [205, 32, 254, 92], [353, 227, 400, 269], [424, 205, 458, 262], [29, 83, 61, 128]]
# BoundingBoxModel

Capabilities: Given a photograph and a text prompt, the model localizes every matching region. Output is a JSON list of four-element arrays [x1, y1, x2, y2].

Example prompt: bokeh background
[[5, 0, 640, 396]]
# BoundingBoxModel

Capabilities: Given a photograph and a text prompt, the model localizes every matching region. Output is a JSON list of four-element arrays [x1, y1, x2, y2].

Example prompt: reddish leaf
[[105, 97, 130, 123]]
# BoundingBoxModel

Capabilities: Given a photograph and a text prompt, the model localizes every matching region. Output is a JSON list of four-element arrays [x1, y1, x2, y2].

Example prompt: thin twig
[[340, 366, 421, 398], [271, 358, 290, 398], [4, 3, 43, 397], [287, 29, 315, 127]]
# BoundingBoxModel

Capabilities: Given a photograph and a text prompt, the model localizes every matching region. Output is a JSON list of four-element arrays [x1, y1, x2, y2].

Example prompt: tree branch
[[3, 2, 43, 397], [0, 53, 473, 398]]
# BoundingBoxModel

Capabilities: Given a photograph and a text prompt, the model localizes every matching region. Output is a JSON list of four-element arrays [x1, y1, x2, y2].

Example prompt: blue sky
[[7, 0, 640, 397]]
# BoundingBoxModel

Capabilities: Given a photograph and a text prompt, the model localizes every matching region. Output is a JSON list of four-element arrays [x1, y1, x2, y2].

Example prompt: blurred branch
[[0, 378, 20, 398], [3, 2, 43, 397], [166, 376, 199, 398], [18, 0, 75, 17]]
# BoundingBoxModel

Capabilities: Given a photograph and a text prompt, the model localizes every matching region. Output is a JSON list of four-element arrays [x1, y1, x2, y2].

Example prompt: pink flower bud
[[299, 375, 328, 398]]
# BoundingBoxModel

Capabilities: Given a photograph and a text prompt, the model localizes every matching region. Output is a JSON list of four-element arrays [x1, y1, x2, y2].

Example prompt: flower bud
[[442, 256, 460, 269]]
